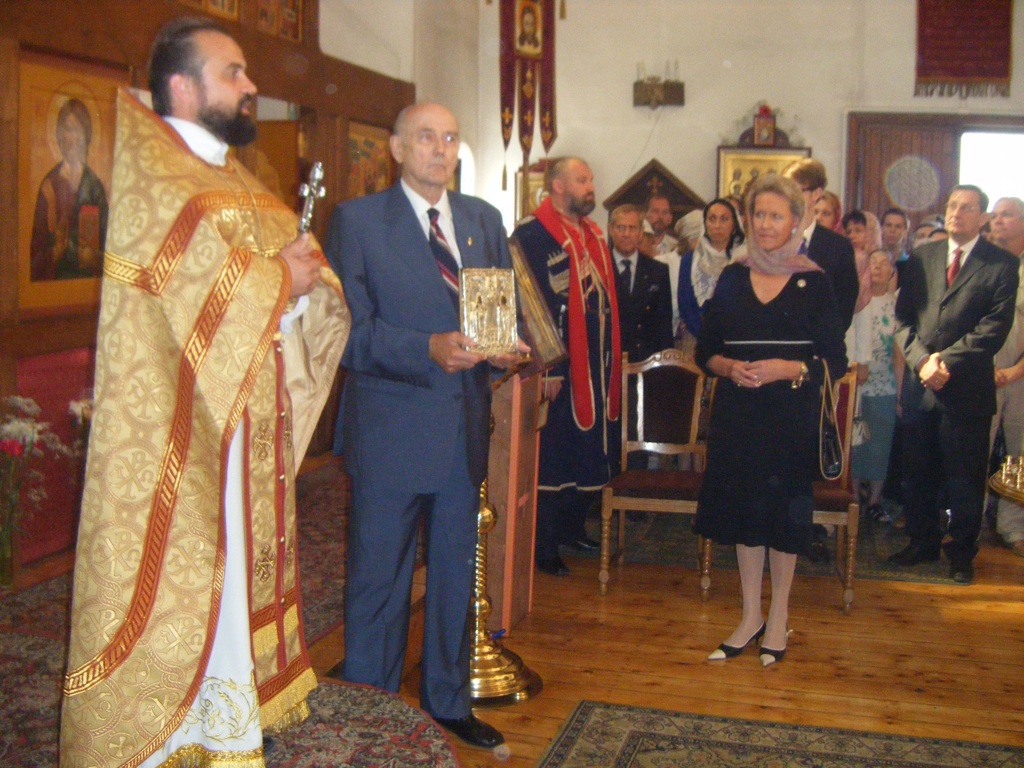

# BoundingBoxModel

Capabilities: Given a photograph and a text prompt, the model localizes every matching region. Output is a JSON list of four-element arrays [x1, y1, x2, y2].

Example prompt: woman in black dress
[[695, 174, 846, 666]]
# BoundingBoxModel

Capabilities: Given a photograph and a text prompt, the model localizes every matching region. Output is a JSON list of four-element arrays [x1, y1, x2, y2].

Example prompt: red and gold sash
[[533, 196, 621, 428]]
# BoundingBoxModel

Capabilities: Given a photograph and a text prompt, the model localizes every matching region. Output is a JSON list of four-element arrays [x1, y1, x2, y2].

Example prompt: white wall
[[474, 0, 1024, 226], [318, 1, 1024, 226], [318, 0, 415, 81], [413, 1, 479, 145]]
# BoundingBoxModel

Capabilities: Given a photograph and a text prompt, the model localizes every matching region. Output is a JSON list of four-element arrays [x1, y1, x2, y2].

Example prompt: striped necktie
[[427, 207, 460, 307]]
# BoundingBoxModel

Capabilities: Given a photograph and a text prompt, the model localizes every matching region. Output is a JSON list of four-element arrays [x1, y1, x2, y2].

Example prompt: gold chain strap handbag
[[819, 360, 844, 481]]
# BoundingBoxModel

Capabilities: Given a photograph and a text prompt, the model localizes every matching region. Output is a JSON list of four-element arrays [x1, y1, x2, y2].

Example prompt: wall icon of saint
[[30, 97, 108, 281], [515, 0, 542, 57]]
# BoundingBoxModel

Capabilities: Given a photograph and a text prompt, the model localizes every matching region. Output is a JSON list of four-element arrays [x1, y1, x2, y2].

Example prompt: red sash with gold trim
[[533, 197, 621, 427]]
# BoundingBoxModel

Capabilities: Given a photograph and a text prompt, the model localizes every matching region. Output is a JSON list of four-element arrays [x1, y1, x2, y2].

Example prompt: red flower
[[0, 439, 23, 457], [758, 105, 773, 116]]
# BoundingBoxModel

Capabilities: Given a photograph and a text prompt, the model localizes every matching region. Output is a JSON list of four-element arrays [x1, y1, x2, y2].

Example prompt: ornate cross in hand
[[298, 161, 326, 234]]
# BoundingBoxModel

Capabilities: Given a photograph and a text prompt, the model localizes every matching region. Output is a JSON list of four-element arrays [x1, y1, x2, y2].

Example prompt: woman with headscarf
[[656, 208, 705, 358], [850, 248, 903, 522], [695, 175, 846, 667], [676, 198, 746, 358], [842, 209, 882, 394], [842, 209, 881, 312], [674, 208, 704, 254]]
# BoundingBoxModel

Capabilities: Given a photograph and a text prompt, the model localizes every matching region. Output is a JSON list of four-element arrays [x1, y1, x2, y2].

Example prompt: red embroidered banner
[[916, 0, 1012, 98], [538, 0, 556, 153], [500, 0, 557, 172]]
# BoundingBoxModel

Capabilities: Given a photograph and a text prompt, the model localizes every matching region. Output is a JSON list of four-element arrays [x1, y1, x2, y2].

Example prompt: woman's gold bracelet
[[791, 361, 809, 388]]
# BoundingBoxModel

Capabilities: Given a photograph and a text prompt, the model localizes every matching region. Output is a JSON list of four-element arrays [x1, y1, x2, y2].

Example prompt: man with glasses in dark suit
[[890, 184, 1018, 584]]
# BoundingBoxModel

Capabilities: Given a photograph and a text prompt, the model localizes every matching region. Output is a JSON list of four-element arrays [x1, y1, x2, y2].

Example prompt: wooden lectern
[[484, 371, 544, 633]]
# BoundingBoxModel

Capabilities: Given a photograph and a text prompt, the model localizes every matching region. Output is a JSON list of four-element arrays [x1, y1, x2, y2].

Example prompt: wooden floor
[[309, 535, 1024, 767]]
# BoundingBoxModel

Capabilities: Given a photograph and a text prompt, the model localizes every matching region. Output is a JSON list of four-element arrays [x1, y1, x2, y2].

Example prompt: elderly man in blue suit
[[325, 102, 524, 750]]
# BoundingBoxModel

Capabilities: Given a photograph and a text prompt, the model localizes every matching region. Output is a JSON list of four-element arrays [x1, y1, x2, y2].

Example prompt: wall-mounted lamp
[[634, 60, 684, 109]]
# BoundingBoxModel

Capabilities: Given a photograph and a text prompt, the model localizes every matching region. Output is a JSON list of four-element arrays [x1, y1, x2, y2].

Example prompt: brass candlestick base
[[469, 480, 542, 707]]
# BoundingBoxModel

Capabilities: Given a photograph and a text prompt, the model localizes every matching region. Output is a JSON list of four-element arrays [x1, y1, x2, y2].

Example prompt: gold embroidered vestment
[[60, 90, 349, 767]]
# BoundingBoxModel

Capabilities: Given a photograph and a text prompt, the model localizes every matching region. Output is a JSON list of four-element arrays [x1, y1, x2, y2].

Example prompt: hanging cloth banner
[[915, 0, 1012, 98], [500, 0, 557, 176]]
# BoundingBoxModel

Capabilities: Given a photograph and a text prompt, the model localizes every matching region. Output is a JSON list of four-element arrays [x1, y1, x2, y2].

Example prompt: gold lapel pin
[[467, 237, 473, 246]]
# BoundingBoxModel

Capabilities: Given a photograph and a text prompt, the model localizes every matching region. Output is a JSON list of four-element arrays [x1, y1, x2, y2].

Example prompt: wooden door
[[845, 112, 1024, 226]]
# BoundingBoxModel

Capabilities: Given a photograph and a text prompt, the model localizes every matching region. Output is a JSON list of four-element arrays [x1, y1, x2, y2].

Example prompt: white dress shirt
[[949, 235, 979, 270]]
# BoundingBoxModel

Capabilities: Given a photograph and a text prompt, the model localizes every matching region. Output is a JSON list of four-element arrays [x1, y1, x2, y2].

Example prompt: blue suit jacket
[[325, 184, 512, 492]]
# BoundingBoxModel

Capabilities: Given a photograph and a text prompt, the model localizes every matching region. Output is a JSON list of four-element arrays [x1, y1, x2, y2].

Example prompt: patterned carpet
[[582, 511, 956, 584], [0, 458, 454, 767], [294, 458, 350, 641], [268, 680, 458, 767], [537, 701, 1024, 768]]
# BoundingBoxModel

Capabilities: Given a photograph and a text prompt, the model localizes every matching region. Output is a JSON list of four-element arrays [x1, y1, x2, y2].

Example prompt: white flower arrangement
[[68, 398, 93, 426]]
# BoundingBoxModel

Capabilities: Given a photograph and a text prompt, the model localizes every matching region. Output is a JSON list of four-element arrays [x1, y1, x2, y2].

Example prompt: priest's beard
[[199, 97, 258, 147], [567, 192, 596, 219]]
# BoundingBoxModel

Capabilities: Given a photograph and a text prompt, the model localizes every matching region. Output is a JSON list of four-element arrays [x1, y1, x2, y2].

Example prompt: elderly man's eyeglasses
[[946, 201, 980, 214]]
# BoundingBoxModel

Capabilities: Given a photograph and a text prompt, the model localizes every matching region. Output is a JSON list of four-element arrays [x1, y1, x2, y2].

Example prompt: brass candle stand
[[990, 454, 1024, 506], [469, 479, 542, 706]]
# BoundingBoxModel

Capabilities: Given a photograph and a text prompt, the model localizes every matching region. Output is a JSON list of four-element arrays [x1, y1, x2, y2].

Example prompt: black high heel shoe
[[707, 622, 766, 661]]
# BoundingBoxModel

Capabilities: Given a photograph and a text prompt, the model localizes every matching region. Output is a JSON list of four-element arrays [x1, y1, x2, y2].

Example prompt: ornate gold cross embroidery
[[254, 544, 276, 583], [282, 414, 293, 451], [253, 422, 274, 462]]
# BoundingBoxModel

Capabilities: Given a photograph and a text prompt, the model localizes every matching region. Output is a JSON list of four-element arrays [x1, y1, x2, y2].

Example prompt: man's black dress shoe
[[570, 535, 601, 552], [950, 563, 974, 584], [434, 714, 505, 749], [887, 542, 940, 566], [536, 555, 569, 576]]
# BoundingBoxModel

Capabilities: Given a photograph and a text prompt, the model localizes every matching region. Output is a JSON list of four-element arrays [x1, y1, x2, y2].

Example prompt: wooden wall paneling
[[0, 0, 413, 387], [302, 111, 347, 460], [0, 37, 18, 324], [311, 110, 348, 241], [0, 2, 415, 116]]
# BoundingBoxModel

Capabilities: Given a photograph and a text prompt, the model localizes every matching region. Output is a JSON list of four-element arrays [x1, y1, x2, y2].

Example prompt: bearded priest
[[59, 17, 349, 767]]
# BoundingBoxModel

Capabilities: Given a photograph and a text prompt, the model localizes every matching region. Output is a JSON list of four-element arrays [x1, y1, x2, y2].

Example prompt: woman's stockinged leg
[[765, 547, 797, 650], [722, 544, 766, 647]]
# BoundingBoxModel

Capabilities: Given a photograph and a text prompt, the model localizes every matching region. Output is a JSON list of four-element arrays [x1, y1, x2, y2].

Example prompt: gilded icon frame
[[17, 50, 127, 316], [716, 146, 812, 200], [347, 121, 393, 200]]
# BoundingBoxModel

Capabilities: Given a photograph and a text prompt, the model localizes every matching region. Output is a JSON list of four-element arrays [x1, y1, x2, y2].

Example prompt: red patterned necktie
[[946, 247, 962, 288], [427, 207, 460, 307]]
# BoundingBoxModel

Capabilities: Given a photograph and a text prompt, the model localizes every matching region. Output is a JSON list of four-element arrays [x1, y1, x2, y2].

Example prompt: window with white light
[[959, 132, 1024, 206]]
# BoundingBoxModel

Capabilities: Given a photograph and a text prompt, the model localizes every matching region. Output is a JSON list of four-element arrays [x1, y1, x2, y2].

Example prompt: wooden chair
[[598, 349, 716, 595], [811, 364, 860, 613], [697, 365, 861, 613]]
